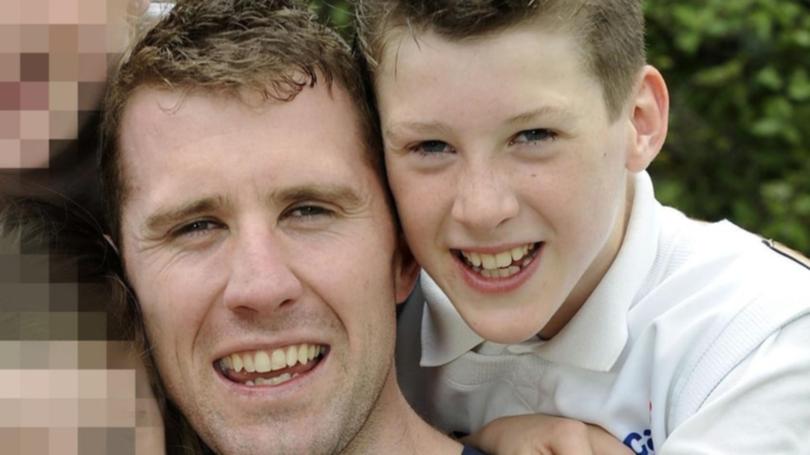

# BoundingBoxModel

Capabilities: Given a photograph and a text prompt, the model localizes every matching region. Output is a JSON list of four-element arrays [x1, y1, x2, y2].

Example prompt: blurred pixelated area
[[0, 0, 134, 169], [1, 0, 164, 453]]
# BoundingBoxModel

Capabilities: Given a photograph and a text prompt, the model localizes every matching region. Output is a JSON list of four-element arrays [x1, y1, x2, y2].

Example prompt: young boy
[[355, 1, 810, 453]]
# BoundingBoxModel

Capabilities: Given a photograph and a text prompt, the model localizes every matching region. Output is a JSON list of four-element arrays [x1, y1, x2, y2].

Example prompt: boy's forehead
[[374, 21, 613, 125], [376, 19, 586, 76]]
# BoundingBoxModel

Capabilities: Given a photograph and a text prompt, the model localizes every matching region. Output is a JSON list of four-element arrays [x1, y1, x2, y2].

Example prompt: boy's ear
[[626, 65, 669, 172], [393, 235, 421, 304]]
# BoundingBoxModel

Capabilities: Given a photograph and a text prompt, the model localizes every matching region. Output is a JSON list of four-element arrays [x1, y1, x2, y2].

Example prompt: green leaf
[[755, 67, 783, 90]]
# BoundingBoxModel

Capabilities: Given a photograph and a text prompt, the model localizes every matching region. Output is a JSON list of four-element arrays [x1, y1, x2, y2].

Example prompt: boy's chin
[[460, 305, 554, 345]]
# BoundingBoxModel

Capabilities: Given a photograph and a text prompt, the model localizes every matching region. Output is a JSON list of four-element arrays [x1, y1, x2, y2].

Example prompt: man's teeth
[[461, 244, 535, 271], [246, 373, 294, 387], [220, 344, 324, 374]]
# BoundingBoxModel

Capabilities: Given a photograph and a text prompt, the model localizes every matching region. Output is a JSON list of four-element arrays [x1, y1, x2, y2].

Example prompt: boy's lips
[[451, 242, 543, 293]]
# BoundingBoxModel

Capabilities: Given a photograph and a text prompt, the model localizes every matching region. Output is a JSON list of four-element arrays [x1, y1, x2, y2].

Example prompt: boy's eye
[[408, 140, 454, 156], [511, 129, 557, 145]]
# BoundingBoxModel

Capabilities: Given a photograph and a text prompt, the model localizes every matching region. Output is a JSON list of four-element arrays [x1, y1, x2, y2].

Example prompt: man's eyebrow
[[143, 196, 226, 234], [273, 184, 366, 209]]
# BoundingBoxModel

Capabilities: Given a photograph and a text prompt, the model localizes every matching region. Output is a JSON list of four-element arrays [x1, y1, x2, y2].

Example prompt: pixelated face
[[118, 83, 416, 454], [375, 24, 641, 343], [0, 0, 139, 169], [1, 2, 163, 452]]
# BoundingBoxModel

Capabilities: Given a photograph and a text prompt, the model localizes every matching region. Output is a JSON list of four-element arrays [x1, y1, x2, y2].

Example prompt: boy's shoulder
[[640, 210, 810, 423], [651, 207, 809, 295], [762, 238, 810, 270]]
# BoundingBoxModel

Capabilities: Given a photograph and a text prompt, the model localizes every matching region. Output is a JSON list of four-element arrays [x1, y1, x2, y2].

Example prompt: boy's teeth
[[481, 254, 497, 270], [511, 246, 528, 261], [495, 251, 512, 268], [223, 344, 323, 374], [461, 244, 534, 271]]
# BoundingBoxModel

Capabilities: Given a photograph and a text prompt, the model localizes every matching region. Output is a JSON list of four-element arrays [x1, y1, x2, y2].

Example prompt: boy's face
[[376, 24, 642, 344]]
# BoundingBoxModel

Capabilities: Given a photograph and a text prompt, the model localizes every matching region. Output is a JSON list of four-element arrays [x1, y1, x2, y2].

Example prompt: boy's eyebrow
[[505, 106, 577, 125], [384, 121, 454, 142], [384, 106, 577, 142]]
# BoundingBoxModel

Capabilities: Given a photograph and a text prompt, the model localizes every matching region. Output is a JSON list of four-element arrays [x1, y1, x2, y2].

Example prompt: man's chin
[[193, 413, 349, 455]]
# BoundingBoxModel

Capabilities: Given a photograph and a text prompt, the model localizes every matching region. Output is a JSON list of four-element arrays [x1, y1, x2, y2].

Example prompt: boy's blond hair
[[355, 0, 646, 120]]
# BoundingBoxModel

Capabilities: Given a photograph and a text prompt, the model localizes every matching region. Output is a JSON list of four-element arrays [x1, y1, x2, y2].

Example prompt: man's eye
[[172, 220, 221, 238], [408, 140, 454, 156], [511, 129, 557, 145]]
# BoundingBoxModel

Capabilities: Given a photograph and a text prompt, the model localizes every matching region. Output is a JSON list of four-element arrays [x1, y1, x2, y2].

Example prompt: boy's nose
[[222, 230, 304, 315], [450, 164, 519, 232]]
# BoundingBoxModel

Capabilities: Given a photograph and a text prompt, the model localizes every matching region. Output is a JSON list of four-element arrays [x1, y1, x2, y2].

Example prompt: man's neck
[[341, 372, 462, 455]]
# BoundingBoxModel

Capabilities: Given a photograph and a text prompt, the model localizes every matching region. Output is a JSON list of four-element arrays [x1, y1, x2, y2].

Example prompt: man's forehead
[[117, 84, 381, 222]]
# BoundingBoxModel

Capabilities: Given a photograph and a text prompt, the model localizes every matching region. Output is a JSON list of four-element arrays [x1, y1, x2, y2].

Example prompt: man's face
[[375, 24, 639, 344], [118, 84, 415, 454]]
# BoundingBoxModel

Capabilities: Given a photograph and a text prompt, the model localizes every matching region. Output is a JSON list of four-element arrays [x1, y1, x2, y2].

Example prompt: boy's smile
[[376, 23, 661, 344], [452, 242, 543, 291]]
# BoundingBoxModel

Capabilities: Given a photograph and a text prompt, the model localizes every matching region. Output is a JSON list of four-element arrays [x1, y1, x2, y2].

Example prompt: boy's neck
[[539, 174, 637, 339]]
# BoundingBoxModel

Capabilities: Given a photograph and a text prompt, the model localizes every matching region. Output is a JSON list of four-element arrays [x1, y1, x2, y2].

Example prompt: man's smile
[[216, 343, 328, 387]]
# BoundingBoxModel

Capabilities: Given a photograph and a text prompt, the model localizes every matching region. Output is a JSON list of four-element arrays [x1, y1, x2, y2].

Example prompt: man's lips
[[215, 343, 328, 387]]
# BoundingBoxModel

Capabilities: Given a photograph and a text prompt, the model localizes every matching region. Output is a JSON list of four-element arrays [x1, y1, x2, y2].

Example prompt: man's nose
[[222, 229, 303, 314], [450, 162, 519, 233]]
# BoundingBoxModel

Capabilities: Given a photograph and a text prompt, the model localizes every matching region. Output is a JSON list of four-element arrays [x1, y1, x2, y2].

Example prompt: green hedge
[[646, 0, 810, 255], [312, 0, 810, 255]]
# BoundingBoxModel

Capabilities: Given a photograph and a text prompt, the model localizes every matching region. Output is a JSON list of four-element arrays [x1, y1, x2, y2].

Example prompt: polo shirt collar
[[420, 171, 660, 371]]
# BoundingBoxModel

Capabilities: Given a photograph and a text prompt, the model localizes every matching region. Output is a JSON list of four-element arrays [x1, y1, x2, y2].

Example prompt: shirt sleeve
[[660, 314, 810, 454], [461, 445, 490, 455]]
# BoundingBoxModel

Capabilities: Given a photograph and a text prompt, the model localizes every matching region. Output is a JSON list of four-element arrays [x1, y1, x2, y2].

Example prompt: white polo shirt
[[396, 172, 810, 454]]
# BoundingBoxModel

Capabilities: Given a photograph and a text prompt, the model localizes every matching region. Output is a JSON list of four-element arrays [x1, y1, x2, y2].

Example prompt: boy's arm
[[463, 414, 632, 455], [661, 315, 810, 454]]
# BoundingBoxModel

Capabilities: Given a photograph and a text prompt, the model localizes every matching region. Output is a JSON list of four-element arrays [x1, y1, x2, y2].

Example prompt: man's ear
[[626, 65, 669, 172], [393, 235, 420, 304]]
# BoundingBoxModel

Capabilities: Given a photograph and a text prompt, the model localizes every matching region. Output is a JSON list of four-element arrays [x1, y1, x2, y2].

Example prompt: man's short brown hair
[[101, 0, 380, 247], [355, 0, 646, 120]]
